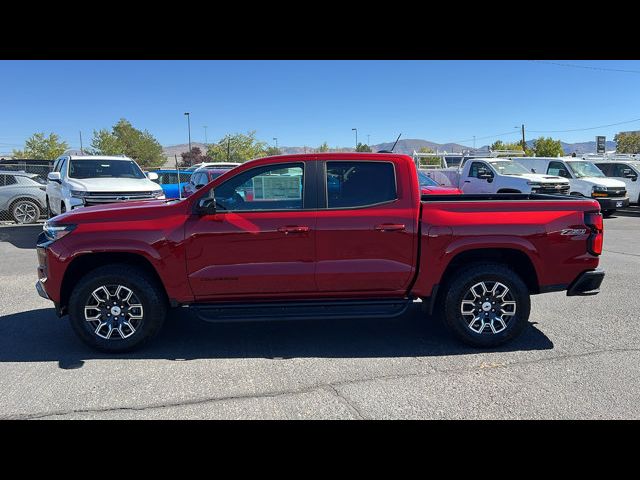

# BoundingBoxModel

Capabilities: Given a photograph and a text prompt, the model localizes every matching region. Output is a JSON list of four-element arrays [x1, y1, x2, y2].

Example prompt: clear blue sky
[[1, 60, 639, 152]]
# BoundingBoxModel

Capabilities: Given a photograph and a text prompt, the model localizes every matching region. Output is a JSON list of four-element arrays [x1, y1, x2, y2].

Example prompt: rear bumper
[[567, 269, 605, 296], [595, 197, 629, 210]]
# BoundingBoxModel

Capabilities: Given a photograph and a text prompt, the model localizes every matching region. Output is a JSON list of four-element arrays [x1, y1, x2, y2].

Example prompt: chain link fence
[[0, 161, 53, 225]]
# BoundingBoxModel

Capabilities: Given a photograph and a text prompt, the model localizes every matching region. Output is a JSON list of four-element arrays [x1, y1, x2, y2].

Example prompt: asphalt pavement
[[0, 216, 638, 419]]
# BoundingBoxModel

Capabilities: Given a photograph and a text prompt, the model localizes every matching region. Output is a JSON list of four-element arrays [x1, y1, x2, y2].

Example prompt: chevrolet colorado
[[35, 153, 605, 352]]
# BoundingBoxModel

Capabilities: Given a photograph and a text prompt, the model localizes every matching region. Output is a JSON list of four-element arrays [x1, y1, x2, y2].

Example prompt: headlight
[[43, 222, 76, 242], [70, 190, 88, 197], [592, 185, 607, 193]]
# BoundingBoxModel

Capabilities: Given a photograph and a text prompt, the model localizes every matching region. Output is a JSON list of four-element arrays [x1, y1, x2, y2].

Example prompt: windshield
[[488, 161, 531, 175], [567, 161, 605, 178], [417, 170, 439, 187], [68, 159, 146, 179]]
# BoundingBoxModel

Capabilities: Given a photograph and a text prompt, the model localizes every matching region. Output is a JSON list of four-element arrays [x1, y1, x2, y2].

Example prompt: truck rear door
[[314, 158, 418, 294]]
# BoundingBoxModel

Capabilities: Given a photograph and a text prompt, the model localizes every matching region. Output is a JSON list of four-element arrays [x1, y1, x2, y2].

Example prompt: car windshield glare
[[488, 161, 530, 175], [567, 161, 605, 178], [68, 160, 146, 179]]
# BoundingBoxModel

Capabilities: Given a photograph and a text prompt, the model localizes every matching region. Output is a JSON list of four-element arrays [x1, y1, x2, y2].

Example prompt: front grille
[[534, 184, 570, 195], [606, 189, 627, 198], [83, 191, 157, 205]]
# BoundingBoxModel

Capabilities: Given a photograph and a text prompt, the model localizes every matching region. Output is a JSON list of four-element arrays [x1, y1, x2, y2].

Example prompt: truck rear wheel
[[442, 263, 530, 348], [68, 264, 167, 352]]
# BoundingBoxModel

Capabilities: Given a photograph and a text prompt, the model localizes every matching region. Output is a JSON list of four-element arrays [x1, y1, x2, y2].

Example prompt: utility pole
[[203, 126, 208, 145], [352, 128, 358, 150], [226, 135, 231, 162], [521, 124, 526, 151], [273, 137, 278, 150], [184, 112, 192, 152], [79, 131, 83, 154]]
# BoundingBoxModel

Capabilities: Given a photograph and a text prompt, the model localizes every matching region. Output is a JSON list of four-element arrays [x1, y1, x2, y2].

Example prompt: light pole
[[203, 125, 208, 145], [273, 137, 278, 150], [367, 134, 370, 146], [352, 128, 358, 151], [184, 112, 191, 152]]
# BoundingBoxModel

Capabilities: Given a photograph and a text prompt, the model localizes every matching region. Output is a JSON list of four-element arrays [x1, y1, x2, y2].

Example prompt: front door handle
[[374, 223, 405, 232], [277, 225, 311, 234]]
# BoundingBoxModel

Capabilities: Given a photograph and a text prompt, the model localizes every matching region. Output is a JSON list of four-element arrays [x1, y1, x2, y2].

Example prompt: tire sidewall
[[443, 264, 531, 348], [11, 199, 40, 224], [68, 266, 166, 352]]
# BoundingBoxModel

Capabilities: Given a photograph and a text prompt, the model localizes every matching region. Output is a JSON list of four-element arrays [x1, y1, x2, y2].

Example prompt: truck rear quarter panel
[[412, 199, 602, 297]]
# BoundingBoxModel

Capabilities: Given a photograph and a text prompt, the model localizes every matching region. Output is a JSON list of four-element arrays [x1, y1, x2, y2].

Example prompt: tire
[[68, 264, 167, 352], [11, 199, 41, 224], [60, 202, 66, 214], [441, 263, 531, 348], [46, 196, 53, 218], [602, 210, 615, 218]]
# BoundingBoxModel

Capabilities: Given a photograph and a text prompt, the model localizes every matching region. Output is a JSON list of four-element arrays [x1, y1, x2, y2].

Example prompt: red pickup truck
[[35, 153, 605, 352]]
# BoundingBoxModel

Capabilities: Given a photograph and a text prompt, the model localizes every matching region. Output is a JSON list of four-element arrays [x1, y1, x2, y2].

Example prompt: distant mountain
[[161, 138, 620, 164]]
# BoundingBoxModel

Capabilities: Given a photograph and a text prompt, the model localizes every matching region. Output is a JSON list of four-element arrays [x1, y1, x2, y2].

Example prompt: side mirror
[[146, 172, 159, 181], [478, 171, 493, 181], [47, 172, 61, 183], [197, 196, 217, 216]]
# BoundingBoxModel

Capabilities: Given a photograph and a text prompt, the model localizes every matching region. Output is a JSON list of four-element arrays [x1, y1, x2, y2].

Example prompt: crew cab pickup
[[35, 153, 605, 352]]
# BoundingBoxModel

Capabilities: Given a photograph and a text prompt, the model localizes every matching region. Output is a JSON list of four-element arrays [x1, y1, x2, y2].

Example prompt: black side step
[[191, 298, 412, 323]]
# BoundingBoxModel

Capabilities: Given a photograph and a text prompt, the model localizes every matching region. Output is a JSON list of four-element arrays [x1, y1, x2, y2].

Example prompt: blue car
[[152, 170, 193, 199]]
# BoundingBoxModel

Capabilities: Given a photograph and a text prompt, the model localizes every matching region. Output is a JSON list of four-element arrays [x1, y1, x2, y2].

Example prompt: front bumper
[[594, 196, 629, 210], [567, 269, 605, 296], [35, 280, 49, 299]]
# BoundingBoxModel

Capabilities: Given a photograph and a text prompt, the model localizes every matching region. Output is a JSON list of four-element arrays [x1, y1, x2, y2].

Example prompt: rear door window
[[325, 161, 396, 208]]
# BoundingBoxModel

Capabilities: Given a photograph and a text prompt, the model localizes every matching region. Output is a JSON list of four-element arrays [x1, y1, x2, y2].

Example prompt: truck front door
[[184, 161, 318, 300], [463, 161, 494, 193]]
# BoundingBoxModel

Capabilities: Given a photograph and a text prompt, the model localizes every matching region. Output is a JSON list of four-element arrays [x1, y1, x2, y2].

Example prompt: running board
[[191, 298, 412, 323]]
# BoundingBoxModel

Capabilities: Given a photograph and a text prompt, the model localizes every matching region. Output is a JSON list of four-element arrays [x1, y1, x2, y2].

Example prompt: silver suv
[[0, 170, 47, 224]]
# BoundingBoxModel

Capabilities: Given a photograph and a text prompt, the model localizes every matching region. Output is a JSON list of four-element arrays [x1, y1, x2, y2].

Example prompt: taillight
[[584, 211, 603, 255]]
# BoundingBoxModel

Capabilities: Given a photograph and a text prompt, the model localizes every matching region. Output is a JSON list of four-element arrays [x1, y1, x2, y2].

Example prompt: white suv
[[46, 155, 165, 216]]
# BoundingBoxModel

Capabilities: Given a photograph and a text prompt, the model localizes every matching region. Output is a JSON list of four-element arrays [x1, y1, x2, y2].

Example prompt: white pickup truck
[[426, 157, 570, 195], [46, 155, 165, 216]]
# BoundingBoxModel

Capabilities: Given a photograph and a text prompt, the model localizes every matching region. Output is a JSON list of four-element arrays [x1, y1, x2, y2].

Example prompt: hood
[[51, 198, 184, 224], [575, 177, 627, 188], [508, 173, 569, 184], [421, 185, 462, 195], [66, 177, 163, 192]]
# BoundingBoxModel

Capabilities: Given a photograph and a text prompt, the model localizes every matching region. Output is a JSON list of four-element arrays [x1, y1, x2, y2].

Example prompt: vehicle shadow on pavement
[[0, 224, 42, 249], [0, 306, 554, 368]]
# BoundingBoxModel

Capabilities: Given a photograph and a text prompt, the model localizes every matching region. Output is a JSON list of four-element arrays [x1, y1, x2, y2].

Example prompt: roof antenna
[[377, 133, 402, 153]]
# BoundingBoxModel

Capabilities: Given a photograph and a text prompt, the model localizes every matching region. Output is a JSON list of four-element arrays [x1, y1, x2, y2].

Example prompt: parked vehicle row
[[36, 152, 605, 353]]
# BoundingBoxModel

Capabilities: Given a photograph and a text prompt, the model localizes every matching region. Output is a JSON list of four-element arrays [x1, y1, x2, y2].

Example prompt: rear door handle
[[375, 223, 406, 232], [277, 225, 311, 234]]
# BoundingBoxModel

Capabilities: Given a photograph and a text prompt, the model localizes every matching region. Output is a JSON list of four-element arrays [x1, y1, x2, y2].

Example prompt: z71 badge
[[560, 228, 587, 236]]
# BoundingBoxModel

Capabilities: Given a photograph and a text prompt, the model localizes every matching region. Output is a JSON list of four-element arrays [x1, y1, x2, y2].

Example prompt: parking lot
[[0, 215, 639, 419]]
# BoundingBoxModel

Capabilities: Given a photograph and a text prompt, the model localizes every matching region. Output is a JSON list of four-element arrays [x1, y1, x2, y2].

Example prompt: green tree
[[418, 147, 442, 166], [356, 143, 372, 152], [90, 118, 165, 168], [532, 136, 564, 157], [13, 132, 68, 159], [265, 146, 281, 156], [207, 131, 268, 162], [317, 142, 330, 152], [614, 132, 640, 154], [490, 140, 531, 156]]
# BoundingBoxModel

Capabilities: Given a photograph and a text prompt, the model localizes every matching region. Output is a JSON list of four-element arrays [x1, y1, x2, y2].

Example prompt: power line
[[529, 117, 640, 133], [531, 60, 640, 74]]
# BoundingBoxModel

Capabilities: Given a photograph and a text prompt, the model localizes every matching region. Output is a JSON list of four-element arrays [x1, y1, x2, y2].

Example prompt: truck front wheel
[[68, 264, 167, 352], [442, 263, 531, 348]]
